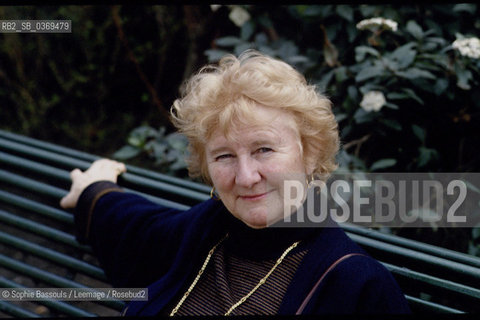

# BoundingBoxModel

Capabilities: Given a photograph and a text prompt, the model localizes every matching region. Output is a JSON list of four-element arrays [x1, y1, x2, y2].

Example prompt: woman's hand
[[60, 159, 126, 209]]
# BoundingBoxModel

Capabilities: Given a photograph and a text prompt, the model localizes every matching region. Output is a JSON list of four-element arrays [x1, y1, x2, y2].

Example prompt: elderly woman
[[60, 50, 410, 315]]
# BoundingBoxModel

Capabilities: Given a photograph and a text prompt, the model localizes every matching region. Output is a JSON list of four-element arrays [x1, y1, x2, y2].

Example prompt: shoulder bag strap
[[295, 253, 365, 315]]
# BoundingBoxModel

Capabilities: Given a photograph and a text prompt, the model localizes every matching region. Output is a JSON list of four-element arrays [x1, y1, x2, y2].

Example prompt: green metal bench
[[1, 128, 479, 316]]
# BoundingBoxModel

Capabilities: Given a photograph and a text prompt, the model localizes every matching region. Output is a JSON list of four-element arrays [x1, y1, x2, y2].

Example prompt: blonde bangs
[[170, 50, 340, 184]]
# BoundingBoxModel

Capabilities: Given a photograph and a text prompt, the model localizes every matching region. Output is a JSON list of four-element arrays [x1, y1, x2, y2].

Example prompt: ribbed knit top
[[172, 213, 314, 315]]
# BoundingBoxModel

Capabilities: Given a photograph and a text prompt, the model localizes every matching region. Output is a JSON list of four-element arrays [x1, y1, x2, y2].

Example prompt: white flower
[[356, 17, 398, 32], [360, 91, 386, 112], [229, 6, 250, 27], [210, 5, 222, 12], [452, 37, 480, 59]]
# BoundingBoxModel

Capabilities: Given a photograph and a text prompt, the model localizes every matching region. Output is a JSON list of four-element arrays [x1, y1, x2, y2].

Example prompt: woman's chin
[[236, 209, 269, 229]]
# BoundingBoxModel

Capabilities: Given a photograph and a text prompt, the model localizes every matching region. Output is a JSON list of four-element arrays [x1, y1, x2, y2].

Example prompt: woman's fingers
[[70, 168, 82, 179], [87, 159, 126, 180], [60, 187, 76, 209], [59, 159, 126, 209], [117, 163, 127, 175]]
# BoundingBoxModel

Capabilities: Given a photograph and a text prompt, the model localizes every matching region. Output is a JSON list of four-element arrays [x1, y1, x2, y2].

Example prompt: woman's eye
[[257, 147, 273, 153], [215, 154, 232, 161]]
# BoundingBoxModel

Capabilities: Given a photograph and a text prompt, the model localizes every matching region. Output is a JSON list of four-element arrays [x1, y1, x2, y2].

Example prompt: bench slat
[[0, 254, 125, 310], [405, 295, 463, 314], [0, 231, 106, 280], [344, 224, 480, 268], [0, 190, 73, 224], [0, 209, 90, 252], [1, 150, 207, 205], [348, 233, 480, 281], [0, 277, 97, 317], [0, 301, 42, 318], [0, 151, 70, 182], [0, 130, 211, 193], [0, 169, 67, 200], [384, 262, 480, 299]]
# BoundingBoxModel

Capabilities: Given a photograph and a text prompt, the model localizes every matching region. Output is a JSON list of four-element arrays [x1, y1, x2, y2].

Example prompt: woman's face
[[206, 104, 309, 229]]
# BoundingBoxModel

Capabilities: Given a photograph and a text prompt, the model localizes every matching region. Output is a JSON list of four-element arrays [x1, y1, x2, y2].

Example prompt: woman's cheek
[[211, 165, 234, 187]]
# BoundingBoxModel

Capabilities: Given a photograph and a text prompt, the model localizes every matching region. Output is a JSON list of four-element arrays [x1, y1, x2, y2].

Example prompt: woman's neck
[[224, 213, 317, 260]]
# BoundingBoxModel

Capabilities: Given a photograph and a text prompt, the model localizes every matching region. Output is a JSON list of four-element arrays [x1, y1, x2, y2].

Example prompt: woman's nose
[[235, 156, 261, 188]]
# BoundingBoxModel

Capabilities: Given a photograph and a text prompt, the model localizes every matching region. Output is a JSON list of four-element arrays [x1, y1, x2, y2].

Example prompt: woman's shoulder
[[300, 228, 410, 313], [301, 226, 396, 286], [330, 252, 391, 280]]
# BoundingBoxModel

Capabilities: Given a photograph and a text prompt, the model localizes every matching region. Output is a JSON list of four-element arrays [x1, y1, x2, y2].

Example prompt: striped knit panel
[[174, 243, 307, 316]]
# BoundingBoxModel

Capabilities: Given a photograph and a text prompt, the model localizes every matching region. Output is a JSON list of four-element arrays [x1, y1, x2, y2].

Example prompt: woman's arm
[[86, 190, 188, 288], [60, 159, 188, 287]]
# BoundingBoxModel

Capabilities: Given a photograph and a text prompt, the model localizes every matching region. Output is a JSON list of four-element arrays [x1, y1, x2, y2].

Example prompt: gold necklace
[[169, 234, 300, 316]]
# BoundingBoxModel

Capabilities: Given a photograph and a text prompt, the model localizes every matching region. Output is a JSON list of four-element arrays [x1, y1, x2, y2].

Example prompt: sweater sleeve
[[74, 181, 225, 289], [74, 181, 124, 244], [74, 181, 195, 288]]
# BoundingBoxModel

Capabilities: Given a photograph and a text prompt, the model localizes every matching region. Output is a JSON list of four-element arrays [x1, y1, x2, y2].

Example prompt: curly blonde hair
[[170, 50, 339, 184]]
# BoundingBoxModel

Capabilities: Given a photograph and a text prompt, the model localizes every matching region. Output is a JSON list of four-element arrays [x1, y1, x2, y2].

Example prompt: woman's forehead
[[220, 103, 296, 133], [206, 110, 299, 150], [208, 126, 278, 146]]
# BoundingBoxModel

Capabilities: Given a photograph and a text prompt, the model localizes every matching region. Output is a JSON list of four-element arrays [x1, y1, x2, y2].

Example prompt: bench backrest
[[1, 129, 480, 316]]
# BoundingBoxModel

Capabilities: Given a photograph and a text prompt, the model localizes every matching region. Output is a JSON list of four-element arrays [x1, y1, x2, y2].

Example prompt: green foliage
[[0, 6, 197, 155], [113, 126, 189, 177], [200, 5, 480, 255], [205, 4, 480, 174], [3, 5, 478, 174]]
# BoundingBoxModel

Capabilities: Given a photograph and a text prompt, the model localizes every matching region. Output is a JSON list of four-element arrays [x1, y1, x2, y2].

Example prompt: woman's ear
[[301, 138, 320, 177], [305, 158, 316, 177]]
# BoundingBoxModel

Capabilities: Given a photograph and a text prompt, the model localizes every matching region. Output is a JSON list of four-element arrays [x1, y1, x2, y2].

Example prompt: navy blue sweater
[[78, 184, 410, 315]]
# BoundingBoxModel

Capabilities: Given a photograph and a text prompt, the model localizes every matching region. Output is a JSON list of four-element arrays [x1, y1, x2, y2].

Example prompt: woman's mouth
[[239, 192, 270, 201]]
